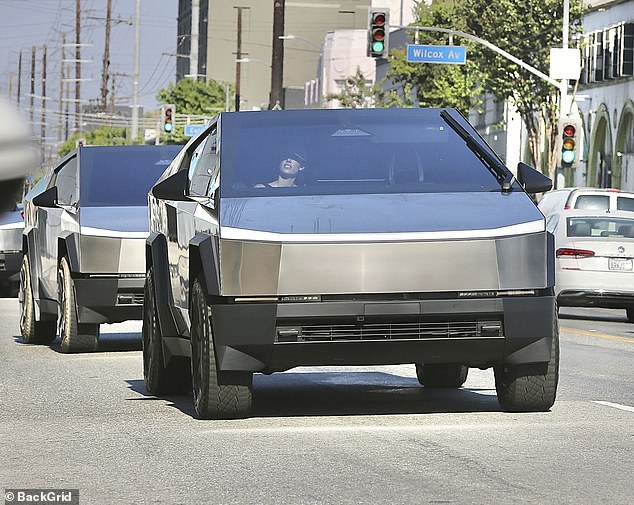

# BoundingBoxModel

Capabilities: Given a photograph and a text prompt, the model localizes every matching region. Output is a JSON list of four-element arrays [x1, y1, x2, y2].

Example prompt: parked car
[[546, 209, 634, 321], [0, 203, 24, 297], [145, 108, 557, 419], [538, 187, 634, 216], [20, 144, 181, 352]]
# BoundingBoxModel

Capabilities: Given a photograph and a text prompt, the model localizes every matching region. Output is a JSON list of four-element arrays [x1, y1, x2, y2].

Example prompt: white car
[[538, 187, 634, 216], [546, 209, 634, 321]]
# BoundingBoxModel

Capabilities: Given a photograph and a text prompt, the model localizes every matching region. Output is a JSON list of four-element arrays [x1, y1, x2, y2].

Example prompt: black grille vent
[[276, 320, 502, 343], [116, 292, 144, 305]]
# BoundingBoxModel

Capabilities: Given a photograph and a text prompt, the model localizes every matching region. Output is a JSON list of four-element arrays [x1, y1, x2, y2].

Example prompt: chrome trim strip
[[221, 220, 545, 243], [79, 226, 149, 239]]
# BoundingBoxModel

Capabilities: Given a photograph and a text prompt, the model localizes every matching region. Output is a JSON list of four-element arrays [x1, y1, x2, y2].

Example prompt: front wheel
[[58, 257, 98, 353], [19, 255, 56, 344], [142, 268, 190, 395], [415, 363, 468, 388], [494, 317, 559, 412], [626, 307, 634, 323], [190, 277, 252, 419]]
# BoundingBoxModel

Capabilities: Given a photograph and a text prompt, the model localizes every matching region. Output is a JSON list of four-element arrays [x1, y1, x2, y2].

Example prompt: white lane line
[[592, 401, 634, 413]]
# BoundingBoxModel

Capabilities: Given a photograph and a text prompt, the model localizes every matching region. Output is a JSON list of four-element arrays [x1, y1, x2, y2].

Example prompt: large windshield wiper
[[440, 109, 515, 193]]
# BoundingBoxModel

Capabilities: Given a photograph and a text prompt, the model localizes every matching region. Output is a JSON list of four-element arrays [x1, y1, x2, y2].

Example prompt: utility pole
[[234, 6, 249, 112], [101, 0, 112, 111], [17, 51, 22, 108], [131, 0, 141, 139], [30, 46, 36, 128], [190, 0, 199, 79], [269, 0, 284, 109], [59, 34, 65, 143], [75, 0, 81, 133], [41, 44, 47, 161]]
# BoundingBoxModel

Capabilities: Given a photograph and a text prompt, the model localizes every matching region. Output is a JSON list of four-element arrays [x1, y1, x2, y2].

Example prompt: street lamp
[[279, 34, 322, 53], [235, 58, 271, 67]]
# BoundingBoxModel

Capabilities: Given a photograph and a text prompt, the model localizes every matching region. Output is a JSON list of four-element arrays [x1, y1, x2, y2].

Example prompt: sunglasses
[[283, 152, 306, 165]]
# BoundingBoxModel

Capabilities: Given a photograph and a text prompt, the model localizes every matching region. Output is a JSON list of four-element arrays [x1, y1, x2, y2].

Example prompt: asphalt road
[[1, 298, 632, 505]]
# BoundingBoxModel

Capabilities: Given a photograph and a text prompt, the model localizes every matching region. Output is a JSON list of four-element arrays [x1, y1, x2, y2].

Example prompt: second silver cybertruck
[[145, 108, 557, 419], [20, 144, 181, 352]]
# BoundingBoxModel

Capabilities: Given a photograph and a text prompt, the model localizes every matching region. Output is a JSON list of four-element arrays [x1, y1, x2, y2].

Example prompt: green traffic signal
[[372, 41, 385, 53]]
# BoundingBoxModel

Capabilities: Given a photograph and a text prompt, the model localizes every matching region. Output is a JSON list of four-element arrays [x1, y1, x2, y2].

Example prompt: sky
[[0, 0, 178, 119]]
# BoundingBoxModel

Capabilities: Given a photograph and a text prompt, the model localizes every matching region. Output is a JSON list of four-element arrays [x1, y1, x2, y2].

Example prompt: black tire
[[58, 257, 98, 353], [142, 268, 191, 395], [626, 307, 634, 323], [18, 255, 56, 344], [190, 277, 252, 419], [416, 363, 468, 388], [494, 316, 559, 412]]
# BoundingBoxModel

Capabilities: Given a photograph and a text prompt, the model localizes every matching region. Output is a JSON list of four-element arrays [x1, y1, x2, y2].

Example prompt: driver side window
[[56, 157, 78, 206], [189, 128, 218, 198]]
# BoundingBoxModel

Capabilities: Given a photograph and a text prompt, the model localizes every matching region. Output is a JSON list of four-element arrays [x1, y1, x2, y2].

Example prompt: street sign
[[406, 44, 466, 65], [184, 124, 205, 137]]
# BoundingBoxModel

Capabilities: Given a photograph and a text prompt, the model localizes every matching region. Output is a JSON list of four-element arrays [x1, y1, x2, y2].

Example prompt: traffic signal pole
[[395, 24, 561, 90]]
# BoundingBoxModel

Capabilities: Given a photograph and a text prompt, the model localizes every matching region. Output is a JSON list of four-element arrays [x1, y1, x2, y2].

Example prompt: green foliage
[[155, 78, 231, 144], [458, 0, 585, 174], [384, 0, 483, 115], [58, 126, 140, 158]]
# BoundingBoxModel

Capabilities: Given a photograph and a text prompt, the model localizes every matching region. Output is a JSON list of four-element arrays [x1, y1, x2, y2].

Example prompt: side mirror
[[517, 162, 552, 194], [151, 169, 189, 201], [32, 186, 58, 208]]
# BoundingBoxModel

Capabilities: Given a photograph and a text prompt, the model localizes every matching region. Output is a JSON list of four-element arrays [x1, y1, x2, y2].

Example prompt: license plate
[[608, 257, 633, 271]]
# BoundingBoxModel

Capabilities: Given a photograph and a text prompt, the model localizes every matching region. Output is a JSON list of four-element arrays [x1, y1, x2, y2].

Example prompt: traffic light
[[367, 8, 389, 58], [559, 117, 582, 168], [162, 104, 175, 134]]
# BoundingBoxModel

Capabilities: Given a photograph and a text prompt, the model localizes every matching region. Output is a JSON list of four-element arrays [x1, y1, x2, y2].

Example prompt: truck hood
[[79, 206, 149, 237], [219, 192, 545, 241]]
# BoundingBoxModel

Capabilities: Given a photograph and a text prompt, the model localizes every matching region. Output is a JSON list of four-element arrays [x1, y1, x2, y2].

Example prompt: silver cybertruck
[[146, 108, 557, 419], [20, 144, 181, 352]]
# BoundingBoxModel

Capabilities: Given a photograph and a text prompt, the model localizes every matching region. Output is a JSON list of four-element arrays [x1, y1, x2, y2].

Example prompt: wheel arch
[[146, 232, 179, 338], [57, 232, 80, 272], [189, 233, 221, 299]]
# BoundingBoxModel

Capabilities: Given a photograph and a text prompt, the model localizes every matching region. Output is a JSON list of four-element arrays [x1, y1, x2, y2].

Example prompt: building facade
[[573, 0, 634, 190]]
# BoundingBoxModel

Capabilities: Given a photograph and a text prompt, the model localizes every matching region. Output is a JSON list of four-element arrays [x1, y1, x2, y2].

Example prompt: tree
[[156, 78, 230, 144], [385, 0, 585, 178], [384, 0, 484, 115], [458, 0, 585, 178], [58, 126, 140, 158]]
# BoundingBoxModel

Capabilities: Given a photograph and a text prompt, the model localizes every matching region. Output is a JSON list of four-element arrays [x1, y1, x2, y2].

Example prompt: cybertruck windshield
[[220, 108, 504, 197], [80, 145, 181, 207]]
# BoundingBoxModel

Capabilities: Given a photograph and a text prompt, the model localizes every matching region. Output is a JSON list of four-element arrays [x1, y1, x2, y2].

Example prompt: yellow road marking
[[560, 326, 633, 343]]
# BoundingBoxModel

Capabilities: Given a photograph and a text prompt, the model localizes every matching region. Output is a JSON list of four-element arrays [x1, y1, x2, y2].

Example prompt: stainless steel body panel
[[219, 232, 550, 296], [79, 207, 149, 274], [216, 192, 548, 297]]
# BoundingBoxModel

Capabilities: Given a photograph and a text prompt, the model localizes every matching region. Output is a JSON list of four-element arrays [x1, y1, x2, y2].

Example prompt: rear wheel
[[142, 268, 190, 395], [626, 307, 634, 323], [416, 363, 468, 388], [19, 255, 56, 344], [58, 257, 98, 353], [494, 317, 559, 412], [190, 277, 252, 419]]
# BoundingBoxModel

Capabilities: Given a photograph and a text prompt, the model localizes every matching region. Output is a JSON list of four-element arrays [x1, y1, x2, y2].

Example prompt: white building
[[305, 0, 417, 108], [573, 0, 634, 190]]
